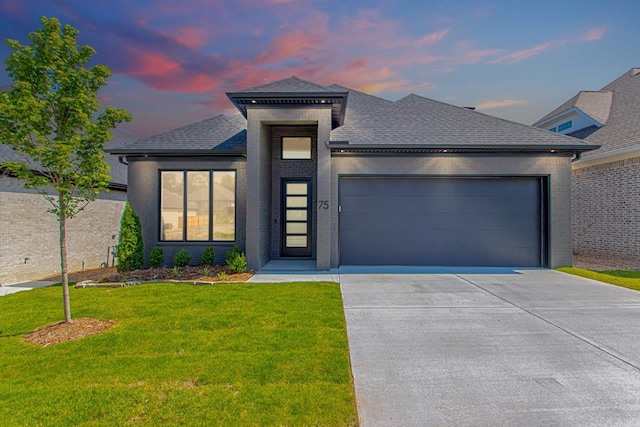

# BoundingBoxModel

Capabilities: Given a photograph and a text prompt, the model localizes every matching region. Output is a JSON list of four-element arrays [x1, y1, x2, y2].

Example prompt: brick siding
[[572, 156, 640, 260], [0, 176, 126, 284]]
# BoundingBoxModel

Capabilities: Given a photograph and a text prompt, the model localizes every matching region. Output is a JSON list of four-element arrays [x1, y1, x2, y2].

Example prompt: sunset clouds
[[0, 0, 627, 137]]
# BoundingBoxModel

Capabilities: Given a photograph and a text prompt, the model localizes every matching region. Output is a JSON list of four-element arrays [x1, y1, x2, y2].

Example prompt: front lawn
[[558, 267, 640, 292], [0, 283, 357, 426]]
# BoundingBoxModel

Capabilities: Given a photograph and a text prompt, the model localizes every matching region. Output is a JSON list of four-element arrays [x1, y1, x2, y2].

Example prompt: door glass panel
[[287, 183, 308, 195], [286, 210, 307, 221], [287, 196, 307, 208], [286, 222, 307, 234], [286, 235, 307, 247]]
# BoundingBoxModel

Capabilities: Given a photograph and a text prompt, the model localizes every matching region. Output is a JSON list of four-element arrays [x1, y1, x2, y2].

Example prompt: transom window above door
[[282, 137, 312, 159]]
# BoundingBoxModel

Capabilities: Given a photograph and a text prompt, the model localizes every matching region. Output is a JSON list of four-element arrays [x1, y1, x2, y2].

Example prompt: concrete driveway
[[341, 268, 640, 426]]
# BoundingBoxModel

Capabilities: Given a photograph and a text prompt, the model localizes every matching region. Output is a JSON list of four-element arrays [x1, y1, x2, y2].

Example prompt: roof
[[226, 76, 348, 129], [331, 93, 594, 151], [535, 91, 613, 126], [1, 129, 135, 187], [115, 77, 598, 156], [535, 68, 640, 157], [108, 114, 247, 155]]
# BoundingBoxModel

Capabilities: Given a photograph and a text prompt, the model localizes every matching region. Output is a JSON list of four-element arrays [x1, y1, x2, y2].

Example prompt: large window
[[161, 170, 236, 241]]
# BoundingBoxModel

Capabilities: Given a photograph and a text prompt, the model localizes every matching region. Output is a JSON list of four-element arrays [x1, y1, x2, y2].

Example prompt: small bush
[[200, 247, 216, 266], [173, 249, 191, 267], [226, 244, 247, 274], [116, 202, 144, 272], [149, 246, 163, 268]]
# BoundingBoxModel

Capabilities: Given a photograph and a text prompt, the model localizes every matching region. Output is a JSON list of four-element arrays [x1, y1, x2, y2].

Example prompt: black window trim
[[159, 169, 237, 243]]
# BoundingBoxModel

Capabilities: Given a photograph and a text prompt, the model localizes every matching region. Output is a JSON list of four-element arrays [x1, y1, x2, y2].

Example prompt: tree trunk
[[59, 193, 72, 323]]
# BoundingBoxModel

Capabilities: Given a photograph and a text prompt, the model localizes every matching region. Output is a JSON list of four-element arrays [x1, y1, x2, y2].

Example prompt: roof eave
[[327, 142, 600, 153], [106, 148, 247, 157]]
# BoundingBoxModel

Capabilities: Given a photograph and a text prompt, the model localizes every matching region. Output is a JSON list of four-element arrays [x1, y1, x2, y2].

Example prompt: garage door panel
[[339, 177, 543, 267]]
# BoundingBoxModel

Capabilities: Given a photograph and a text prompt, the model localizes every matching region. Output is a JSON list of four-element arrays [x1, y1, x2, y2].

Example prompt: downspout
[[572, 152, 582, 162], [118, 156, 128, 165]]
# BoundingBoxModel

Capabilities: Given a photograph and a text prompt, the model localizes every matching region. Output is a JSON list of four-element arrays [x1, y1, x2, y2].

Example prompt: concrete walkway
[[0, 280, 56, 296], [340, 269, 640, 426]]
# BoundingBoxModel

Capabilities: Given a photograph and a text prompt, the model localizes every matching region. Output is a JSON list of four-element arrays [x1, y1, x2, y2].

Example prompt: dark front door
[[281, 180, 312, 257]]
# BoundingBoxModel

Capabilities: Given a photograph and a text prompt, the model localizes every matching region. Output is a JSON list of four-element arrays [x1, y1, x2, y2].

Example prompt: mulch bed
[[44, 265, 253, 284], [23, 318, 117, 347], [30, 265, 253, 346]]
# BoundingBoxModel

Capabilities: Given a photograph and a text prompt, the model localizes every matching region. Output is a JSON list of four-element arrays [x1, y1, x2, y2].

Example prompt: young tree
[[116, 202, 144, 272], [0, 17, 131, 322]]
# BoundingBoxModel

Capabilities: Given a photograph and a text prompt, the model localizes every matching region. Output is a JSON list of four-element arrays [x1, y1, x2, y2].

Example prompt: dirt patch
[[43, 265, 253, 284], [23, 318, 117, 347]]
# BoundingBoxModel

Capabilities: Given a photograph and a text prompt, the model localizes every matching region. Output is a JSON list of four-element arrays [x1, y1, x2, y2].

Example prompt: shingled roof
[[535, 68, 640, 157], [0, 129, 135, 187], [111, 76, 598, 156], [331, 93, 595, 151], [108, 114, 247, 154]]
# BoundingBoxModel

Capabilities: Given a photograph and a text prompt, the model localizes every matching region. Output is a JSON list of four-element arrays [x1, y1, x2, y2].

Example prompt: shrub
[[116, 202, 144, 272], [226, 244, 247, 274], [173, 249, 191, 267], [201, 247, 216, 266], [149, 246, 163, 268]]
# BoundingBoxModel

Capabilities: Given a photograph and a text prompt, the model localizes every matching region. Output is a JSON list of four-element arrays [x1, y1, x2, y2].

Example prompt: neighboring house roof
[[111, 76, 598, 156], [0, 129, 135, 188], [535, 91, 613, 126], [535, 68, 640, 158]]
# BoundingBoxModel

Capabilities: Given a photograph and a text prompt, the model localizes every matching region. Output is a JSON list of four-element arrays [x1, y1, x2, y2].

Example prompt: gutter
[[327, 141, 600, 154]]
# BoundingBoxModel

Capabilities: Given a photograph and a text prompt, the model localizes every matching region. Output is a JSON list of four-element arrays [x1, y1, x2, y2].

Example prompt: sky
[[0, 0, 638, 138]]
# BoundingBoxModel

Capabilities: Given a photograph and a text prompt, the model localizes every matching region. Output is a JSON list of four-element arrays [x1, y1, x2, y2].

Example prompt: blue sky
[[1, 0, 638, 137]]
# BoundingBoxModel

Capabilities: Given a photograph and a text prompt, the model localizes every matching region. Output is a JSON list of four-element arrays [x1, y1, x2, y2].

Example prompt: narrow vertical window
[[161, 171, 184, 241], [186, 171, 210, 241], [213, 171, 235, 241]]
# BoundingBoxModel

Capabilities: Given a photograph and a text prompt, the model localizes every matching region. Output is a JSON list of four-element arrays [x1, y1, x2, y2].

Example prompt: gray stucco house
[[534, 68, 640, 263], [109, 77, 597, 271]]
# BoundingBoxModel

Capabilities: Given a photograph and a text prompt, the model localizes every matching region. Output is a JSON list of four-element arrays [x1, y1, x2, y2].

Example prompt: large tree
[[0, 17, 131, 322]]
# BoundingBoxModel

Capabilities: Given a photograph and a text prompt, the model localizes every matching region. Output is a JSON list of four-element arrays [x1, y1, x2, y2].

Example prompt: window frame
[[159, 169, 237, 243], [281, 136, 312, 160]]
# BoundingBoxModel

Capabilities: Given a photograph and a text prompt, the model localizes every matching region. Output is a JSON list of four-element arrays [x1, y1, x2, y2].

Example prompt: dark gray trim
[[158, 168, 238, 244], [328, 143, 599, 153]]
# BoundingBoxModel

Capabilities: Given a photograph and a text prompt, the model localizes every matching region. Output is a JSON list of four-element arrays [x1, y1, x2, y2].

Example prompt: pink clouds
[[489, 42, 556, 64], [584, 27, 606, 41], [174, 27, 209, 49], [123, 49, 221, 93]]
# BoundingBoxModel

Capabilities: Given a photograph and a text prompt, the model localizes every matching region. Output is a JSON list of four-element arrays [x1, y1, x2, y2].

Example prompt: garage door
[[339, 177, 544, 267]]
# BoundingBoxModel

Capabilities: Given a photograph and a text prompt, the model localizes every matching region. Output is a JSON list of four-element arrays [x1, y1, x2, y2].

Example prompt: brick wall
[[0, 176, 126, 285], [572, 156, 640, 260]]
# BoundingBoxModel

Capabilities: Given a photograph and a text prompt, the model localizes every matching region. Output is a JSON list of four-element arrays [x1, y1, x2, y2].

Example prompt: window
[[282, 137, 311, 159], [558, 121, 572, 132], [161, 170, 236, 241], [549, 127, 557, 132]]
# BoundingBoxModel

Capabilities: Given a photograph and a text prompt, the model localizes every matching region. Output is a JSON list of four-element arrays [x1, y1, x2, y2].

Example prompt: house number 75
[[318, 200, 329, 210]]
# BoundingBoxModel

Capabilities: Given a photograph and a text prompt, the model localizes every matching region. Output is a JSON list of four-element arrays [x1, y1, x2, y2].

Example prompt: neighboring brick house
[[534, 68, 640, 262], [109, 77, 597, 271], [0, 127, 134, 285]]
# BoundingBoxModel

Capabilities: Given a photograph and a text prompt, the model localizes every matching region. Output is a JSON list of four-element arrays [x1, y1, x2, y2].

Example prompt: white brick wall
[[0, 177, 125, 285]]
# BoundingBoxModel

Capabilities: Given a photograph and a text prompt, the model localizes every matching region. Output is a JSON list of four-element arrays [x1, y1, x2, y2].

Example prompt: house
[[0, 99, 134, 285], [108, 76, 597, 271], [534, 68, 640, 262]]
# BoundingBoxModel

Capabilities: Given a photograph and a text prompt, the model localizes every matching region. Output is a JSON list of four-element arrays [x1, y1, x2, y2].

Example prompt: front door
[[281, 180, 312, 257]]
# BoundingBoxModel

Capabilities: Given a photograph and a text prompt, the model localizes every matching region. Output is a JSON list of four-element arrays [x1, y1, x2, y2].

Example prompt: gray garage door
[[339, 177, 544, 267]]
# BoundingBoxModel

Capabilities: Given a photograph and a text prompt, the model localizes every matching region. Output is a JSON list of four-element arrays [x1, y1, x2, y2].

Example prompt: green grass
[[558, 267, 640, 291], [0, 283, 358, 426]]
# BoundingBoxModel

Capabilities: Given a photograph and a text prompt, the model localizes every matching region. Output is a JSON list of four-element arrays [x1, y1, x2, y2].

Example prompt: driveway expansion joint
[[454, 273, 640, 373]]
